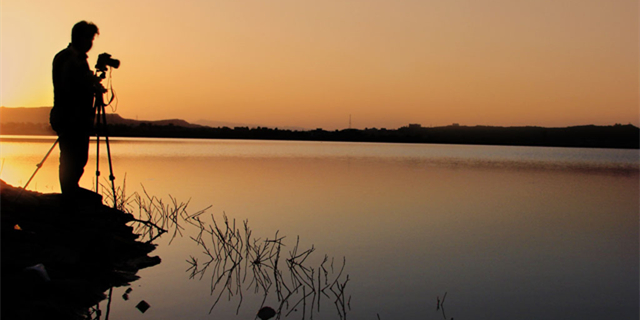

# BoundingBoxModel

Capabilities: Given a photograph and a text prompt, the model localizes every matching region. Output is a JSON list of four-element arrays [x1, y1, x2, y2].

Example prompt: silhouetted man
[[50, 21, 100, 199]]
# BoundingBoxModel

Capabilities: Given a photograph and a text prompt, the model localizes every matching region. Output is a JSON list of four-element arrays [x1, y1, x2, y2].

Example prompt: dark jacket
[[50, 44, 96, 135]]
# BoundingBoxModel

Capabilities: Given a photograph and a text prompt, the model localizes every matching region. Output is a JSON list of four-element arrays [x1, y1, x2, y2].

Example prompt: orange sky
[[1, 0, 638, 130]]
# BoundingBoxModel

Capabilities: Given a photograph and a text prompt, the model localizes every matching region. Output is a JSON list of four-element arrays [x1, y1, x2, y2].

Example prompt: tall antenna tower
[[349, 114, 352, 129]]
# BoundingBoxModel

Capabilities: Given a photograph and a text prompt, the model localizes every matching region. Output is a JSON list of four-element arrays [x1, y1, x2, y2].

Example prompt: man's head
[[71, 21, 99, 53]]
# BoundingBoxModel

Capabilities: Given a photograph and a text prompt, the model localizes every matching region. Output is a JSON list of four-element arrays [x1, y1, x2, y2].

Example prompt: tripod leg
[[95, 106, 101, 193], [101, 107, 118, 208], [23, 138, 59, 190]]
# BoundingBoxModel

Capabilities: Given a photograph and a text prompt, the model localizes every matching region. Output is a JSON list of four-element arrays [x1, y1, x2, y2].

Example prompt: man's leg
[[59, 133, 90, 195]]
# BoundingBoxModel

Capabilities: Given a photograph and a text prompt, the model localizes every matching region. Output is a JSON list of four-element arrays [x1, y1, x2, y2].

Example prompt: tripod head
[[93, 68, 115, 109], [94, 76, 108, 95], [94, 52, 119, 97]]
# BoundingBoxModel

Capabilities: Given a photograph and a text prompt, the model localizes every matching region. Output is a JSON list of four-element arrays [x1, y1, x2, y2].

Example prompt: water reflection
[[2, 137, 638, 320]]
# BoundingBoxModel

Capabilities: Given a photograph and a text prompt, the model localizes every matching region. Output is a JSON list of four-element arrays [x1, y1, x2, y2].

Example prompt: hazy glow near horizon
[[1, 0, 638, 130]]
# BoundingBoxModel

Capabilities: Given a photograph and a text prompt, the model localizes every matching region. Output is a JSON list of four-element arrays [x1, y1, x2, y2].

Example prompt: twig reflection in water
[[437, 292, 454, 320], [185, 213, 351, 319], [100, 178, 209, 244]]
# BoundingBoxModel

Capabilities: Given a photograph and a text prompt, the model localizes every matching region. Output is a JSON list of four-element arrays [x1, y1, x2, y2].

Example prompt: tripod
[[94, 78, 118, 208]]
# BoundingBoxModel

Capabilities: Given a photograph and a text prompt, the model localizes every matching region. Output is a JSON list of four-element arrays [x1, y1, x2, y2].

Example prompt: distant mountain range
[[0, 106, 200, 128], [0, 107, 306, 131], [1, 106, 638, 149], [1, 107, 53, 125]]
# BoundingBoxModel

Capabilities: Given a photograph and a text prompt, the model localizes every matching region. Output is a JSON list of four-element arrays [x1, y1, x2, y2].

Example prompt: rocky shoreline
[[1, 180, 161, 319]]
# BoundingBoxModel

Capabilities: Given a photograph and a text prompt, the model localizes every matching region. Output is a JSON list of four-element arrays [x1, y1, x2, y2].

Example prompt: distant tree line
[[79, 122, 640, 149], [1, 121, 638, 149]]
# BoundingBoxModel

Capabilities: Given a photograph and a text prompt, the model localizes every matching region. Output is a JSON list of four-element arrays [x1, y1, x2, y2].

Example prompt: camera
[[96, 53, 120, 72]]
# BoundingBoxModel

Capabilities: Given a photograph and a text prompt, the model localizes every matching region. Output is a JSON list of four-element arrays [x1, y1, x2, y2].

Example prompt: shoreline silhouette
[[1, 107, 638, 149]]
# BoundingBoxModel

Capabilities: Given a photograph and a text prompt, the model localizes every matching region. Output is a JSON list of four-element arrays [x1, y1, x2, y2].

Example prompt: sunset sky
[[1, 0, 638, 130]]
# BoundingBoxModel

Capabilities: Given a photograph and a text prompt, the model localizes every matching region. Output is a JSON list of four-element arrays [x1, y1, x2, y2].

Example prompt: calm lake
[[1, 136, 638, 320]]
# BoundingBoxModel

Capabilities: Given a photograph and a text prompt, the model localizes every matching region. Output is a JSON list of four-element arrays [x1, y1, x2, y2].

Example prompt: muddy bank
[[1, 180, 160, 319]]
